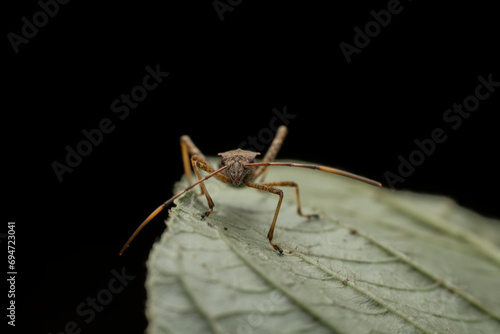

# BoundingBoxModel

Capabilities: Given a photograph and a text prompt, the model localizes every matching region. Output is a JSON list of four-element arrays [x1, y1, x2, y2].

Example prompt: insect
[[119, 126, 381, 255]]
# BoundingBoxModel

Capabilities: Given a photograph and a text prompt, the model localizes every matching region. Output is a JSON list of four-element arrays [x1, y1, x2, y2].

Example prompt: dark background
[[4, 1, 499, 333]]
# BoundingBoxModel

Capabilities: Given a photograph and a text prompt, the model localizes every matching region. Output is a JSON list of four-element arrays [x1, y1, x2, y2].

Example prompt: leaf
[[145, 159, 500, 334]]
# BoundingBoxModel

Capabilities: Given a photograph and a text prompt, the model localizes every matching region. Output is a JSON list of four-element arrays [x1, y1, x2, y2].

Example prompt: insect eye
[[220, 158, 227, 166]]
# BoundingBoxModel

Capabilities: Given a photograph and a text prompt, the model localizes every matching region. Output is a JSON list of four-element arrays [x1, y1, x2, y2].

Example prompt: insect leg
[[119, 164, 229, 255], [180, 135, 213, 184], [191, 155, 230, 219], [253, 125, 287, 181], [259, 181, 318, 219], [244, 181, 284, 254]]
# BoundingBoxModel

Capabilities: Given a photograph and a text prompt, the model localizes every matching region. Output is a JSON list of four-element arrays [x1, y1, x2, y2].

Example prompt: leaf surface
[[146, 160, 500, 334]]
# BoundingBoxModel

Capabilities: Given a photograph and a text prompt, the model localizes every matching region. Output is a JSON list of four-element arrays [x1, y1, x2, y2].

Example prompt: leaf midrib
[[165, 174, 500, 334], [320, 210, 500, 325], [177, 200, 500, 334]]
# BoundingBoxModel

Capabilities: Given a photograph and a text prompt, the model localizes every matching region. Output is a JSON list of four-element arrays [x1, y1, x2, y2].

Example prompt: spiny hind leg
[[253, 125, 288, 181], [180, 135, 213, 185]]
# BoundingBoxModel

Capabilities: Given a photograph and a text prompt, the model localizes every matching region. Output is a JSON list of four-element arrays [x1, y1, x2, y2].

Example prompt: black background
[[4, 1, 499, 333]]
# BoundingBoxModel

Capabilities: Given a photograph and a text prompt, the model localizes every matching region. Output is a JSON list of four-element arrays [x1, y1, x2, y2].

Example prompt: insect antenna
[[119, 165, 229, 255], [246, 162, 382, 187]]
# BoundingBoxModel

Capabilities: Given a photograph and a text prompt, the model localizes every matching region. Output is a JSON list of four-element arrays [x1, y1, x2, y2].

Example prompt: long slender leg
[[191, 155, 230, 218], [259, 181, 318, 219], [244, 181, 284, 254], [180, 135, 213, 184], [253, 125, 288, 180]]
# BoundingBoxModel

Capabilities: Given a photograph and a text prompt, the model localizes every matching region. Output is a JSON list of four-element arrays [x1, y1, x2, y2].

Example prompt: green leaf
[[145, 159, 500, 334]]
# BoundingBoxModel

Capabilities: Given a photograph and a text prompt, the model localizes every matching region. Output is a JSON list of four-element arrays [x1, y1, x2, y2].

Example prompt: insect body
[[120, 126, 381, 255]]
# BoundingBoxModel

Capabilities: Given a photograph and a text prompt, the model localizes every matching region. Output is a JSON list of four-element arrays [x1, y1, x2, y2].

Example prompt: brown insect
[[119, 126, 381, 255]]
